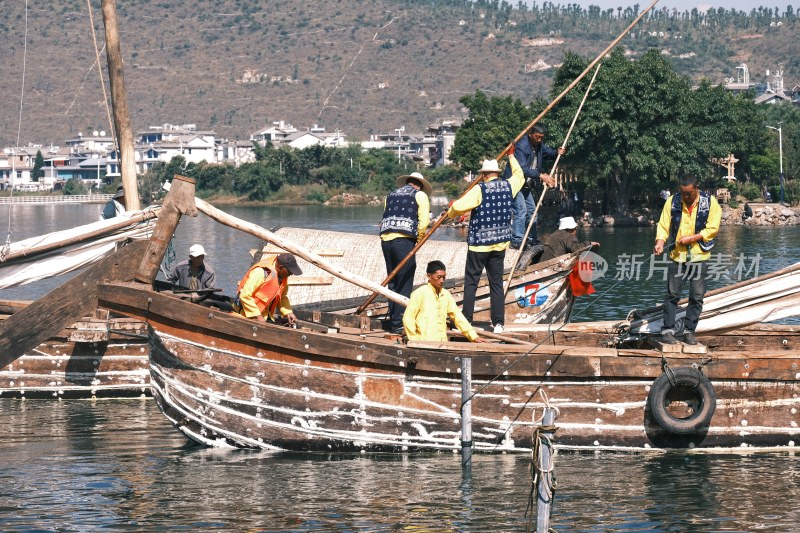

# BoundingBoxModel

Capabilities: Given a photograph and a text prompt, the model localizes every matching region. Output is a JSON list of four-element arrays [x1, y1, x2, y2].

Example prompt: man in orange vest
[[234, 253, 303, 325]]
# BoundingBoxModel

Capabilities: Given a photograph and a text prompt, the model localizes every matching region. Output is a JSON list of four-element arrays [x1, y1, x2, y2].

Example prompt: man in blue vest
[[380, 172, 432, 334], [653, 175, 721, 345], [447, 151, 525, 334], [502, 124, 564, 251]]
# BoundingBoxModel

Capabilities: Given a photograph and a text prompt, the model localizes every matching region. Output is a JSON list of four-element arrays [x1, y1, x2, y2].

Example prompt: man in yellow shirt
[[446, 151, 525, 334], [654, 175, 721, 345], [380, 172, 432, 334], [403, 260, 488, 343]]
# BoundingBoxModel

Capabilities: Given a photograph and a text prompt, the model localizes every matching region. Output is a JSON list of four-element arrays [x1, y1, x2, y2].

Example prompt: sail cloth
[[627, 262, 800, 333], [0, 209, 159, 289]]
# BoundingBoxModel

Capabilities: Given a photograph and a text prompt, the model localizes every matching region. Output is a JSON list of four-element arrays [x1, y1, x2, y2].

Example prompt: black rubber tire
[[647, 367, 717, 435]]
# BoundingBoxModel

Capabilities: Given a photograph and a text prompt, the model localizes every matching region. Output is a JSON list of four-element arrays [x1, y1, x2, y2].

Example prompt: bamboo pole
[[355, 0, 659, 314], [193, 197, 409, 307], [461, 356, 473, 469], [101, 0, 140, 211], [503, 64, 602, 296]]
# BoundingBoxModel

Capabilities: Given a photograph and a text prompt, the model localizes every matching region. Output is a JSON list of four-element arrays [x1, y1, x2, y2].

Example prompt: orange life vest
[[236, 255, 287, 318]]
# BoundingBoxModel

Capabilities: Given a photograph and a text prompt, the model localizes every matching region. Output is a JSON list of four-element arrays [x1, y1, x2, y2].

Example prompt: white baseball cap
[[189, 244, 206, 257], [558, 216, 578, 230]]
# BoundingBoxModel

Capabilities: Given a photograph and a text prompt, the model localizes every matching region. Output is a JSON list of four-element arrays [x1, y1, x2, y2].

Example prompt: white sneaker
[[493, 324, 504, 334]]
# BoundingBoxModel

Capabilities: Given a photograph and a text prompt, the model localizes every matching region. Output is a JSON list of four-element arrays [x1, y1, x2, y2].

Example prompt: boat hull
[[98, 283, 800, 452]]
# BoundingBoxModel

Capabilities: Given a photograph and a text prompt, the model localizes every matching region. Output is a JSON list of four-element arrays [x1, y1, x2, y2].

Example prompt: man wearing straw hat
[[446, 151, 525, 334], [502, 124, 564, 251], [379, 171, 432, 335]]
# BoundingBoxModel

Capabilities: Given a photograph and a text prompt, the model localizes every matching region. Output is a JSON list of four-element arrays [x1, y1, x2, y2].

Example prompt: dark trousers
[[381, 237, 416, 332], [462, 249, 506, 326], [663, 261, 707, 333]]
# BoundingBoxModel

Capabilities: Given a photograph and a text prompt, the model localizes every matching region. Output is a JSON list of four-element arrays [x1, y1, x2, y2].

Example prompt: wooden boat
[[91, 178, 800, 452]]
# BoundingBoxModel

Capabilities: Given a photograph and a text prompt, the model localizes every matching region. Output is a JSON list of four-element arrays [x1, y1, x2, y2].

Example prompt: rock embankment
[[325, 193, 382, 206], [722, 203, 800, 226]]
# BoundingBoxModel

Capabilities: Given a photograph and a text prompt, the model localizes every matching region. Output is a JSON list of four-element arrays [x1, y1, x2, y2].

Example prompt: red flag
[[569, 262, 595, 297]]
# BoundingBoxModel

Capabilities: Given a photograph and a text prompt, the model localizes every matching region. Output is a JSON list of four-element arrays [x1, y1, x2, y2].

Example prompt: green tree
[[62, 178, 88, 195], [31, 150, 45, 182]]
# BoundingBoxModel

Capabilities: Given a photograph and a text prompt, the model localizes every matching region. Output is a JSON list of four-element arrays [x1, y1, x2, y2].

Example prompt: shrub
[[63, 179, 88, 195], [739, 183, 761, 201]]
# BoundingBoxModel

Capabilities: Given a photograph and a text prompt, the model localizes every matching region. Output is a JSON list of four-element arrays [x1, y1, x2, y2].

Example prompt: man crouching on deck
[[403, 260, 488, 343], [233, 253, 302, 326]]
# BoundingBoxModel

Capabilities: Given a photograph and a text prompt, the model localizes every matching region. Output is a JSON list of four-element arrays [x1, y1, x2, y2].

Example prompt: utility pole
[[766, 123, 784, 204]]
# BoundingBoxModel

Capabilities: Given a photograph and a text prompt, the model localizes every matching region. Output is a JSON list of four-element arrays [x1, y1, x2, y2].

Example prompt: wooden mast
[[101, 0, 140, 211]]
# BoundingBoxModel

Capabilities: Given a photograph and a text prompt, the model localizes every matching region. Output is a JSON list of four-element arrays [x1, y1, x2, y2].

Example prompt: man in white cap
[[100, 185, 126, 220], [446, 150, 526, 334], [379, 171, 432, 334], [540, 216, 599, 262], [167, 243, 217, 290]]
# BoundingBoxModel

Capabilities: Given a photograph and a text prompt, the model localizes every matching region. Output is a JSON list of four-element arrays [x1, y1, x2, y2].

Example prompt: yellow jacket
[[237, 267, 292, 320], [380, 189, 431, 243], [446, 154, 525, 252], [655, 193, 721, 262], [403, 283, 478, 342]]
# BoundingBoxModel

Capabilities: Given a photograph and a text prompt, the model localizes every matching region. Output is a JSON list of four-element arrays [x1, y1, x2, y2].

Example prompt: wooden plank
[[286, 276, 334, 286], [0, 239, 149, 367], [255, 247, 345, 257]]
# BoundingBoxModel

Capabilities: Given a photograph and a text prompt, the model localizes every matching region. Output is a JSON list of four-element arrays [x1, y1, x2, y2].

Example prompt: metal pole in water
[[536, 407, 556, 533], [460, 356, 473, 469]]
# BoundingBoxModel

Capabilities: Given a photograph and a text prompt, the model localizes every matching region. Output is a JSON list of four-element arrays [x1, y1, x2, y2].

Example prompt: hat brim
[[396, 175, 433, 198]]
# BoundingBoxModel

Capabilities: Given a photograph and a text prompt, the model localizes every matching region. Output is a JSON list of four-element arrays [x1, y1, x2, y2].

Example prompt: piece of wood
[[134, 175, 198, 284], [256, 247, 344, 257], [286, 276, 334, 286], [193, 196, 409, 307], [101, 0, 140, 211], [0, 239, 149, 367]]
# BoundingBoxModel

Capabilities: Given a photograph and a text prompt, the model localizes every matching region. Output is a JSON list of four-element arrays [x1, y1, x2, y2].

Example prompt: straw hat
[[396, 172, 432, 197], [558, 216, 578, 230], [478, 159, 500, 174]]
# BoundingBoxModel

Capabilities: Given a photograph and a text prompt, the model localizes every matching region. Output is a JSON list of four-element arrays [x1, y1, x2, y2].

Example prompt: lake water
[[2, 203, 800, 531]]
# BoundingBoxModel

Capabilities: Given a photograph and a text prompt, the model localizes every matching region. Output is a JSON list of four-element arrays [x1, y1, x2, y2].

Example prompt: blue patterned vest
[[669, 191, 715, 252], [380, 184, 419, 238], [468, 179, 513, 246]]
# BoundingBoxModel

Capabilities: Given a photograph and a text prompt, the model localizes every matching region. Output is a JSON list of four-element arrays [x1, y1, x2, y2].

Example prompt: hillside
[[1, 0, 797, 147]]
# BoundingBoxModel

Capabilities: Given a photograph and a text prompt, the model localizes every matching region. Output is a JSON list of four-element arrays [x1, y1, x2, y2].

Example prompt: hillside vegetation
[[1, 0, 797, 147]]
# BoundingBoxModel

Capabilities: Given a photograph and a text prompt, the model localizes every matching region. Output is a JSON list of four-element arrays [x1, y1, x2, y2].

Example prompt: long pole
[[101, 0, 140, 211], [354, 0, 659, 315], [503, 63, 602, 296], [193, 196, 409, 307], [778, 124, 784, 205], [536, 407, 557, 533], [460, 356, 473, 469]]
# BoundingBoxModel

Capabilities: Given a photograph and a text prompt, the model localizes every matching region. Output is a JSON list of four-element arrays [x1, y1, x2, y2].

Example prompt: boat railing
[[0, 194, 113, 205]]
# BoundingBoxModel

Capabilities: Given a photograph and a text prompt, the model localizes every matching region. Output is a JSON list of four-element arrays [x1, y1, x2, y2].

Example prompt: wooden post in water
[[460, 356, 473, 469], [536, 407, 557, 533]]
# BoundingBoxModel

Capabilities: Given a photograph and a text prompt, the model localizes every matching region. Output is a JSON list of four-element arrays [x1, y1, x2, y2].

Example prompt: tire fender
[[647, 367, 716, 435]]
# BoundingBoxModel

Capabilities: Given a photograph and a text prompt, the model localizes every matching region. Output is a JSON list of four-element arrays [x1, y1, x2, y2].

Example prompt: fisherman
[[100, 185, 126, 220], [501, 124, 565, 251], [653, 175, 721, 345], [379, 171, 432, 335], [742, 202, 753, 221], [233, 252, 302, 326], [540, 216, 599, 262], [447, 150, 525, 334], [166, 244, 216, 290], [403, 260, 488, 343]]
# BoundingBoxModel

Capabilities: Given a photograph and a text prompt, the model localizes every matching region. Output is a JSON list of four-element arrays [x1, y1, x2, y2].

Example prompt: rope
[[525, 391, 558, 533], [5, 0, 29, 251], [86, 0, 119, 154]]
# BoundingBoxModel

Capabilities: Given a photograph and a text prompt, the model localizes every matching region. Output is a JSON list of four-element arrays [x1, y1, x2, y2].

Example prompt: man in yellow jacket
[[654, 175, 721, 345], [234, 253, 303, 326], [403, 260, 488, 343]]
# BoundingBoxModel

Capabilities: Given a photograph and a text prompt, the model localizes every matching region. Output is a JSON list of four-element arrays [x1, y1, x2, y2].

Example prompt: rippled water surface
[[2, 204, 800, 531], [3, 400, 800, 532]]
